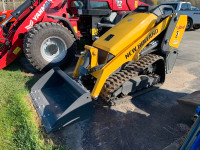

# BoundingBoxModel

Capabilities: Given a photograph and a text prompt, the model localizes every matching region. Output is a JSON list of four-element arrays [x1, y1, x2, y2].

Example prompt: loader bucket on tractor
[[30, 67, 93, 133]]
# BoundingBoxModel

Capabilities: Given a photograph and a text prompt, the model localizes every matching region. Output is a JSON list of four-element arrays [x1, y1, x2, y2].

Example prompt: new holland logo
[[125, 29, 159, 59], [25, 0, 52, 30]]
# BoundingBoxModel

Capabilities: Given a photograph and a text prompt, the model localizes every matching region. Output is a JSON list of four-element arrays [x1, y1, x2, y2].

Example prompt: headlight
[[0, 15, 7, 22]]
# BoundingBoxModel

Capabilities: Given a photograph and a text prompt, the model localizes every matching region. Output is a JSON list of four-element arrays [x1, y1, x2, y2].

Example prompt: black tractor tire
[[186, 18, 193, 31], [24, 22, 76, 71], [193, 24, 200, 30]]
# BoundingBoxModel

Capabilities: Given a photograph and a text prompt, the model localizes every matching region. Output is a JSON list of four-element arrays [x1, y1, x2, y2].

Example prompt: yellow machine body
[[169, 16, 187, 48], [73, 13, 187, 99], [93, 13, 158, 55]]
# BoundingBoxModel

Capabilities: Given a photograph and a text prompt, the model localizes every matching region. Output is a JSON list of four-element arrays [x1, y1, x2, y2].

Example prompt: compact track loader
[[31, 5, 187, 133]]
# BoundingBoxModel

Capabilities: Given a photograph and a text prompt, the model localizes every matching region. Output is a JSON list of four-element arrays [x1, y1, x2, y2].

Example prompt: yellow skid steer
[[30, 5, 187, 133]]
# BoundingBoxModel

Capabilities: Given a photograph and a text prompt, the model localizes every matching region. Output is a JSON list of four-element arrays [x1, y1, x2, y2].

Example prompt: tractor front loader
[[31, 5, 187, 133], [0, 0, 77, 71]]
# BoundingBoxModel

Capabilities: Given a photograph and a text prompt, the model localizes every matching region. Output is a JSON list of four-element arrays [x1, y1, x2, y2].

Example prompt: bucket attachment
[[30, 67, 93, 133]]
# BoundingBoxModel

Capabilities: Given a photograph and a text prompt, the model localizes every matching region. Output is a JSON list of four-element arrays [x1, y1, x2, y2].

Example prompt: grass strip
[[0, 63, 65, 150]]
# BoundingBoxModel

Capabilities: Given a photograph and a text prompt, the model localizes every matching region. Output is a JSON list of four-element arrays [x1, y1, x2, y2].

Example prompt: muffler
[[30, 67, 93, 133]]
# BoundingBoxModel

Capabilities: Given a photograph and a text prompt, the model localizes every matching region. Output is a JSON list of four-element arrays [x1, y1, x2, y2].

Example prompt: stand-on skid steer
[[31, 5, 187, 133]]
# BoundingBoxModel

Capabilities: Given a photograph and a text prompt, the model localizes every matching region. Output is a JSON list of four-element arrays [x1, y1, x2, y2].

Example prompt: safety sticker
[[13, 47, 21, 55], [135, 1, 138, 8]]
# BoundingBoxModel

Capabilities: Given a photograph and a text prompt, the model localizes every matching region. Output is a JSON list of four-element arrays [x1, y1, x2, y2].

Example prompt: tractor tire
[[186, 18, 193, 31], [193, 24, 200, 30], [24, 22, 76, 71]]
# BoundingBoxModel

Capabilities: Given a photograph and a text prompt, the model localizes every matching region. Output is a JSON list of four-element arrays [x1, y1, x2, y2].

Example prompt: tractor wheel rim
[[41, 36, 67, 63]]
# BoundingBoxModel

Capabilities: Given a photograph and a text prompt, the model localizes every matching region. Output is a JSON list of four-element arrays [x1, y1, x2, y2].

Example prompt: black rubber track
[[99, 54, 165, 104], [23, 22, 76, 71]]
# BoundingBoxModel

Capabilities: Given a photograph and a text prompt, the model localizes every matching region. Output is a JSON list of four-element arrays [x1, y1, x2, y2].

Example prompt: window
[[181, 3, 191, 10], [191, 7, 199, 11], [90, 1, 109, 9], [71, 1, 86, 9], [163, 8, 173, 11], [162, 4, 178, 10], [70, 1, 109, 9], [0, 15, 6, 22]]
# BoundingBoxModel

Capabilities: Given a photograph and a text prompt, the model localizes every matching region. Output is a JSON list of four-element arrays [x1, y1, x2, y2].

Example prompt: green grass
[[0, 63, 65, 150]]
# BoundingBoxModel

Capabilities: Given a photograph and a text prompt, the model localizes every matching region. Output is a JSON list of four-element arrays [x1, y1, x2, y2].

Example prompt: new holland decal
[[125, 29, 158, 59]]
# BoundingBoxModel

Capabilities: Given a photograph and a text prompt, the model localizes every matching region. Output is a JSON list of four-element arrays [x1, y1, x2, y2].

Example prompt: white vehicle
[[159, 2, 200, 30]]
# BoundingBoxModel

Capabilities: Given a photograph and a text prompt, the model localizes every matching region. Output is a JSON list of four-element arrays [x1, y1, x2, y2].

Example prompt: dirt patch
[[110, 96, 150, 116], [24, 95, 42, 126], [162, 66, 197, 92], [22, 72, 34, 77], [25, 95, 61, 147]]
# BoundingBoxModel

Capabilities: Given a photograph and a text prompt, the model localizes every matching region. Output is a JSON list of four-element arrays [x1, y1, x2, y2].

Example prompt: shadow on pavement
[[51, 88, 195, 150]]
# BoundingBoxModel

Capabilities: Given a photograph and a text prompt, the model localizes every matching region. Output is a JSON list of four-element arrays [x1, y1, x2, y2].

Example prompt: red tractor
[[0, 0, 153, 71]]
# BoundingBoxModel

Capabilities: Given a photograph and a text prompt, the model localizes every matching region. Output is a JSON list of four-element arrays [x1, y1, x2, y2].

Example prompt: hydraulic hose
[[11, 0, 36, 19]]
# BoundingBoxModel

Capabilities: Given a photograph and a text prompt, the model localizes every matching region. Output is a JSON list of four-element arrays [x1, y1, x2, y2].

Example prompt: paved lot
[[52, 29, 200, 150]]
